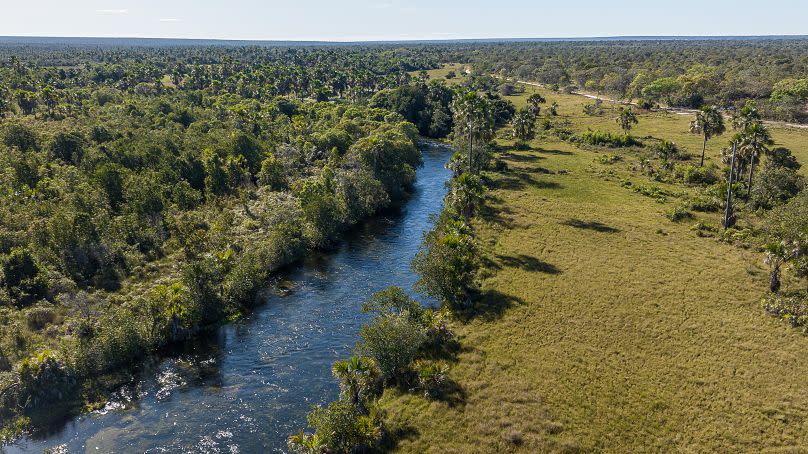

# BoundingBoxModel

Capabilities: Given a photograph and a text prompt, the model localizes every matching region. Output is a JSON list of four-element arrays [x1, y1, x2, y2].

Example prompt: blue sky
[[2, 0, 807, 41]]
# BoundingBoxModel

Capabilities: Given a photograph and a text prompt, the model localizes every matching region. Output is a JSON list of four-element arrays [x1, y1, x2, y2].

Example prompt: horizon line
[[2, 34, 808, 45]]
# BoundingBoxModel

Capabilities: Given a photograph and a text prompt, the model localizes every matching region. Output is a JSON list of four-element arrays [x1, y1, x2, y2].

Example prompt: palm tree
[[331, 356, 380, 414], [689, 105, 726, 167], [723, 141, 738, 230], [526, 93, 546, 116], [738, 122, 773, 198], [511, 108, 536, 141], [731, 100, 761, 131], [451, 91, 493, 174], [615, 107, 638, 134]]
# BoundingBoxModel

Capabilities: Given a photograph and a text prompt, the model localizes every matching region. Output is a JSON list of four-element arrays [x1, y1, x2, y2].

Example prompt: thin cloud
[[158, 18, 182, 22], [96, 9, 128, 14]]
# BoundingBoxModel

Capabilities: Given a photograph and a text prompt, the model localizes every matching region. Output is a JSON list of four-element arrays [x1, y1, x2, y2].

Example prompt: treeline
[[449, 40, 808, 122]]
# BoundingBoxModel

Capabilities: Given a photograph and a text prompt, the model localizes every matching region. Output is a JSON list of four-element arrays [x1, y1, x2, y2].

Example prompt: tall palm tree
[[451, 91, 493, 174], [738, 122, 773, 198], [689, 105, 726, 167], [615, 107, 638, 134], [731, 100, 761, 131]]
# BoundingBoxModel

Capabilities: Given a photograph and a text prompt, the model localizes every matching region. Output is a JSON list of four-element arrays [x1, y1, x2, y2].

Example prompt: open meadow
[[381, 69, 808, 453]]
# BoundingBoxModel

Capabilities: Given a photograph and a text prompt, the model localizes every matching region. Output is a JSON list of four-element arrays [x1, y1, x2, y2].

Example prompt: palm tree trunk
[[723, 142, 737, 229], [468, 125, 473, 174], [747, 151, 756, 199], [700, 134, 708, 167]]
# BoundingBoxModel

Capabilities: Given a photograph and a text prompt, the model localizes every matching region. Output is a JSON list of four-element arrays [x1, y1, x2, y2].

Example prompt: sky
[[2, 0, 807, 42]]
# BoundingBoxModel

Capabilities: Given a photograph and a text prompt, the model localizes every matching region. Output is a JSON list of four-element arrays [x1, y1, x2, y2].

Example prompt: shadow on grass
[[561, 218, 621, 233], [379, 423, 420, 452], [479, 201, 516, 229], [457, 289, 525, 323], [500, 152, 545, 162], [538, 148, 574, 156], [495, 254, 561, 274], [491, 171, 563, 191], [432, 378, 467, 408]]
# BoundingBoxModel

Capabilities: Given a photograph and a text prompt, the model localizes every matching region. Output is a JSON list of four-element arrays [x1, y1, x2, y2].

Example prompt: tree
[[548, 101, 559, 116], [510, 107, 536, 141], [3, 124, 39, 152], [49, 131, 86, 165], [615, 107, 638, 134], [731, 100, 761, 131], [451, 91, 493, 174], [738, 122, 773, 198], [526, 93, 546, 116], [765, 241, 800, 293], [331, 356, 380, 414], [689, 105, 726, 167], [359, 313, 427, 382]]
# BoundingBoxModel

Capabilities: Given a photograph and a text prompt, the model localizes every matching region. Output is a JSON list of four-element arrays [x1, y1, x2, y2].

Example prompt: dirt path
[[504, 76, 808, 130]]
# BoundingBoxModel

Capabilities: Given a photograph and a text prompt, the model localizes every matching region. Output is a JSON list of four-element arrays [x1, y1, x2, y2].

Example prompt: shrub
[[651, 140, 681, 161], [1, 248, 47, 303], [359, 312, 427, 382], [750, 165, 804, 210], [295, 400, 382, 454], [25, 305, 55, 330], [414, 360, 449, 398], [681, 165, 719, 185], [49, 131, 86, 165], [762, 293, 808, 329], [413, 218, 478, 308], [17, 350, 77, 411], [666, 205, 693, 222], [578, 130, 639, 148]]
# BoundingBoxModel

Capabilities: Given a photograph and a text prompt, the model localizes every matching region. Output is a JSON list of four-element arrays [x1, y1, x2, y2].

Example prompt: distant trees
[[689, 105, 726, 166]]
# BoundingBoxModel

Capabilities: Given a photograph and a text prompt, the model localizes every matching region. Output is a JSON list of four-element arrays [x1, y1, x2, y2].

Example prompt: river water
[[5, 143, 451, 454]]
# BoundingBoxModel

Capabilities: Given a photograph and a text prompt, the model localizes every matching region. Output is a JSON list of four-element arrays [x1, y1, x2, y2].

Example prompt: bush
[[666, 205, 694, 222], [294, 400, 382, 454], [25, 305, 55, 330], [651, 140, 681, 161], [49, 131, 86, 165], [413, 218, 478, 308], [359, 312, 427, 382], [762, 293, 808, 329], [751, 165, 804, 210], [578, 130, 639, 148], [17, 350, 77, 411], [414, 360, 449, 398], [681, 165, 719, 185]]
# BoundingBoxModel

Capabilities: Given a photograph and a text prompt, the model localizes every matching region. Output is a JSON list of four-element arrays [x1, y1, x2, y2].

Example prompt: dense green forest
[[2, 38, 808, 450]]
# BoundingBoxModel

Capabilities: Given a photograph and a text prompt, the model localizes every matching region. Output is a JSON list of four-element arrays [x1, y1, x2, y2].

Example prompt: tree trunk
[[770, 265, 781, 293], [747, 151, 756, 199], [700, 134, 708, 167], [468, 126, 473, 174], [723, 142, 737, 229]]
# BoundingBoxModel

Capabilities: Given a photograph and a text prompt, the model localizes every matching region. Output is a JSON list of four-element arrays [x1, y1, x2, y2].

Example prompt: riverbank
[[4, 143, 452, 453]]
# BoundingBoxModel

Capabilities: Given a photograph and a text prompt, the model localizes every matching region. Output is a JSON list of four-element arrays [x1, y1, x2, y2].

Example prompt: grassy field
[[382, 71, 808, 452]]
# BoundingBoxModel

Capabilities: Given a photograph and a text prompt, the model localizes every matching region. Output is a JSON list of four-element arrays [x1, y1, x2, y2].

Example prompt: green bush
[[751, 164, 804, 210], [17, 350, 77, 411], [413, 218, 478, 308], [680, 165, 719, 185], [762, 293, 808, 329], [578, 130, 639, 148], [359, 312, 427, 382], [291, 400, 381, 454]]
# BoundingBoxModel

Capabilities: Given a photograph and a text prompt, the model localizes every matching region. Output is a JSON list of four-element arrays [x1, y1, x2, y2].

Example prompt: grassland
[[382, 71, 808, 452]]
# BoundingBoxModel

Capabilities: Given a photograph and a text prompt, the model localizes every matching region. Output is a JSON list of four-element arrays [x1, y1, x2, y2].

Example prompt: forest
[[1, 37, 808, 452]]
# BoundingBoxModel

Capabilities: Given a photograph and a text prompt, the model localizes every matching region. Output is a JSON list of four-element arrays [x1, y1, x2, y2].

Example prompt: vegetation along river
[[5, 143, 451, 454]]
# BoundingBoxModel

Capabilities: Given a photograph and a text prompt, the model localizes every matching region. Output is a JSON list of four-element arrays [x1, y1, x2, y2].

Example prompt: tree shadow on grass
[[500, 152, 545, 162], [538, 148, 574, 156], [495, 253, 561, 274], [379, 423, 420, 452], [561, 218, 621, 233], [431, 378, 467, 408], [457, 289, 525, 323], [491, 171, 562, 191], [479, 201, 516, 229]]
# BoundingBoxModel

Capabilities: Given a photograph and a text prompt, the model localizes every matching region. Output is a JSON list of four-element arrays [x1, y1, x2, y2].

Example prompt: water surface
[[5, 143, 451, 454]]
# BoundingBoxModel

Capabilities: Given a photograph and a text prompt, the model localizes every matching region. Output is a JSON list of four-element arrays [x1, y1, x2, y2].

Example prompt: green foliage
[[2, 124, 38, 152], [413, 218, 478, 308], [359, 312, 427, 382], [1, 248, 46, 303], [578, 130, 640, 148], [301, 400, 382, 454], [49, 131, 86, 165], [750, 164, 804, 210], [16, 350, 77, 411]]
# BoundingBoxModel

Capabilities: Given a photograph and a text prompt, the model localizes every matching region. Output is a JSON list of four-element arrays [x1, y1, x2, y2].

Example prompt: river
[[4, 143, 451, 454]]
